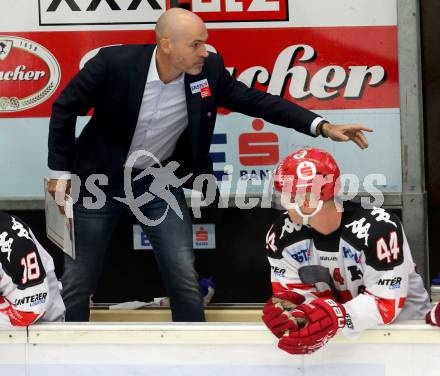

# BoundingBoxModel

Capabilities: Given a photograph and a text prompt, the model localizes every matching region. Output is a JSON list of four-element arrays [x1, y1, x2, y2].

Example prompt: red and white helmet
[[274, 148, 340, 202]]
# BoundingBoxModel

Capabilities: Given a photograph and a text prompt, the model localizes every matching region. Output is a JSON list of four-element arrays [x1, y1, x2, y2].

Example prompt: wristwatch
[[317, 121, 329, 138]]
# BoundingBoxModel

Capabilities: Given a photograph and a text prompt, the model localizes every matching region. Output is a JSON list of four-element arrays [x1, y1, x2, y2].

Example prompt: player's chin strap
[[291, 200, 323, 225], [279, 192, 324, 225]]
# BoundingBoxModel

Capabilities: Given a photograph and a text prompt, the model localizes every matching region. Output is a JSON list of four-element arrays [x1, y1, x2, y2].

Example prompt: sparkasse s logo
[[238, 118, 279, 182], [38, 0, 288, 25], [0, 36, 60, 113], [239, 119, 279, 166]]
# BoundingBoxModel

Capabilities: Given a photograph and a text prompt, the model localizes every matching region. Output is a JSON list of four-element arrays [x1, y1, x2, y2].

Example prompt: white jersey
[[265, 202, 431, 337], [0, 212, 65, 327]]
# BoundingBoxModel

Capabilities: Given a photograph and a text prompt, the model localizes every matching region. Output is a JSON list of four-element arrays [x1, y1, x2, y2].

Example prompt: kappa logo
[[371, 207, 397, 228], [11, 217, 33, 242], [345, 218, 371, 247], [280, 217, 302, 239], [0, 232, 13, 262], [0, 36, 60, 112]]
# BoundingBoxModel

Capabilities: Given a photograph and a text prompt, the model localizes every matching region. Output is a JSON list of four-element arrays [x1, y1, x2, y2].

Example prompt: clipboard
[[44, 177, 76, 259]]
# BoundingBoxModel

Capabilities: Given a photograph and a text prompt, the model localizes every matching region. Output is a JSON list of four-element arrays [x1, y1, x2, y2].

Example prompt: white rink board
[[0, 322, 439, 376], [0, 328, 27, 376]]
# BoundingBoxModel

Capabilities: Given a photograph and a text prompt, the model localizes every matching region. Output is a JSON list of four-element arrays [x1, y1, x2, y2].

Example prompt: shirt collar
[[147, 47, 185, 84]]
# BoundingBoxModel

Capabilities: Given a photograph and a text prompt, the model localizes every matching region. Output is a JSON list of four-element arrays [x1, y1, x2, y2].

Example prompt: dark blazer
[[48, 44, 319, 183]]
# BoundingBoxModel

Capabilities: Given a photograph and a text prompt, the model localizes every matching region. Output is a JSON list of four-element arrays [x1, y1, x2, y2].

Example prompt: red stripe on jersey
[[375, 297, 396, 324], [271, 282, 314, 294], [398, 297, 406, 309], [336, 290, 354, 303], [313, 290, 335, 300], [0, 296, 41, 326]]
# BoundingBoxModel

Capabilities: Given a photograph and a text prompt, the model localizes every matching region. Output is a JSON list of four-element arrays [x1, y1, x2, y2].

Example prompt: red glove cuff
[[312, 298, 346, 329], [272, 291, 306, 306], [277, 298, 346, 355], [426, 303, 440, 327]]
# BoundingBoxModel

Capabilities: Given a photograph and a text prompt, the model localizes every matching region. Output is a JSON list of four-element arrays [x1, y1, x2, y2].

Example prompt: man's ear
[[158, 38, 171, 54]]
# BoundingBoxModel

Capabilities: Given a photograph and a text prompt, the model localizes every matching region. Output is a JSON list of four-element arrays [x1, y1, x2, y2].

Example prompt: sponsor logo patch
[[0, 36, 60, 112], [287, 248, 309, 264], [378, 277, 402, 289], [14, 292, 48, 307], [270, 266, 286, 277], [190, 78, 209, 94]]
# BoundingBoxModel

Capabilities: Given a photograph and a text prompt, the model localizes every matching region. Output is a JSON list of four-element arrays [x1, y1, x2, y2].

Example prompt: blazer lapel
[[184, 74, 202, 160]]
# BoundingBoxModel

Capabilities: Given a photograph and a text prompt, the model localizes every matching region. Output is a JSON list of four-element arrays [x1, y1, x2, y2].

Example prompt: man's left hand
[[322, 123, 373, 149], [278, 298, 346, 355]]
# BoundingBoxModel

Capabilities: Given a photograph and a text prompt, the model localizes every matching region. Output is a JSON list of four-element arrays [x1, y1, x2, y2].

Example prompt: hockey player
[[0, 211, 65, 327], [262, 148, 431, 354]]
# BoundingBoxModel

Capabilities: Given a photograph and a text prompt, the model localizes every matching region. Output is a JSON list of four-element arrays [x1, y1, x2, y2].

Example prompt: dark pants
[[61, 173, 205, 322]]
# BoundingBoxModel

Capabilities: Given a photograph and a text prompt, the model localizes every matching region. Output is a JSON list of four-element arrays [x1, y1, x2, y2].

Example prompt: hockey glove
[[262, 291, 306, 338], [278, 298, 346, 355], [426, 303, 440, 327]]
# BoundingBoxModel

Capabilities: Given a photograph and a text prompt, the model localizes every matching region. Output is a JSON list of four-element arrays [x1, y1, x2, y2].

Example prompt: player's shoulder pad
[[342, 203, 404, 270], [0, 212, 46, 288], [265, 211, 311, 259]]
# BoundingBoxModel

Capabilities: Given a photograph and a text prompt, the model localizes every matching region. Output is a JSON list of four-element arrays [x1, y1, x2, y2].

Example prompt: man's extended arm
[[216, 54, 372, 148]]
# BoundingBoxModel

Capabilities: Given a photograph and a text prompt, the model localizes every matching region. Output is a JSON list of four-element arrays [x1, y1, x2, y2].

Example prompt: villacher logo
[[38, 0, 288, 25], [0, 36, 60, 112]]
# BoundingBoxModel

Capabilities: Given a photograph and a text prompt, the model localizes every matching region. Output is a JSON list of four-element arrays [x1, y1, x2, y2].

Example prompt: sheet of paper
[[44, 177, 75, 259]]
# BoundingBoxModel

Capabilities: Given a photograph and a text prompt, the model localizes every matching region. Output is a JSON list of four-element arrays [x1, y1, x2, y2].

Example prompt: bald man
[[47, 9, 372, 322]]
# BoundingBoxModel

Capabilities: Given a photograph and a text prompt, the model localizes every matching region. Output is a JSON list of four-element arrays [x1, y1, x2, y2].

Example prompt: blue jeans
[[61, 174, 205, 322]]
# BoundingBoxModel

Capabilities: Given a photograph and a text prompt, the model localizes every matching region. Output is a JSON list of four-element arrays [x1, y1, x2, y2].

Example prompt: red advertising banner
[[171, 0, 289, 22], [0, 26, 398, 117]]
